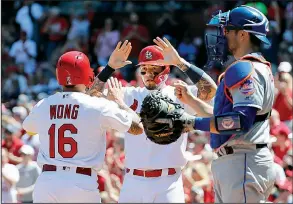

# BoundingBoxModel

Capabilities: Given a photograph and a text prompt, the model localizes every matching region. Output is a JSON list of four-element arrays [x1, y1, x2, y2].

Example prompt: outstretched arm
[[176, 58, 217, 101], [106, 77, 143, 135], [153, 37, 217, 102], [174, 80, 213, 117], [87, 40, 132, 96]]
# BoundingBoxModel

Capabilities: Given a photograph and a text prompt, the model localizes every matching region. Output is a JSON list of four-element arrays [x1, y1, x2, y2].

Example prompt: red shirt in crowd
[[121, 25, 149, 58], [272, 142, 292, 161], [270, 121, 291, 137], [273, 90, 293, 121], [203, 180, 214, 203], [2, 137, 24, 165], [42, 17, 69, 42]]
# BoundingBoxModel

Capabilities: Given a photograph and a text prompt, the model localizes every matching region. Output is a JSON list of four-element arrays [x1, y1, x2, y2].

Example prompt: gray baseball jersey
[[227, 59, 275, 146]]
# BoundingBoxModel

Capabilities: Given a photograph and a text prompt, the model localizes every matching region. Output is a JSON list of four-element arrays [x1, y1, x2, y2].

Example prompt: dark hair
[[64, 85, 75, 88]]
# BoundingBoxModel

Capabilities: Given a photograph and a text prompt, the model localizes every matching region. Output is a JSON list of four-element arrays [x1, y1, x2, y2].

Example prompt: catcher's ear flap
[[155, 118, 174, 128]]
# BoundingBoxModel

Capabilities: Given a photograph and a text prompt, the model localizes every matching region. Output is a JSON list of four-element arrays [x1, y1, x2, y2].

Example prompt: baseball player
[[22, 46, 143, 203], [163, 5, 276, 203], [96, 37, 217, 202]]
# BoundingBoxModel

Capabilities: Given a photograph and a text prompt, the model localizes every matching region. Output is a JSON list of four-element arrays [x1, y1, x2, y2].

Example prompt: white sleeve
[[22, 99, 45, 134], [100, 100, 132, 133], [32, 3, 43, 20], [15, 10, 21, 24], [9, 43, 17, 58], [27, 41, 37, 57], [3, 164, 20, 184]]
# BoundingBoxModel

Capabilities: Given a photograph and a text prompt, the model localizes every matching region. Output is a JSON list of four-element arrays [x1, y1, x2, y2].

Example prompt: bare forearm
[[8, 154, 23, 164], [119, 103, 143, 135], [88, 77, 105, 94], [176, 58, 217, 101], [186, 95, 214, 117], [196, 73, 217, 101]]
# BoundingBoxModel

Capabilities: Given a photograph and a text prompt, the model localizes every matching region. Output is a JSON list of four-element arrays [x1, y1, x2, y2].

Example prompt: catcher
[[146, 6, 276, 203]]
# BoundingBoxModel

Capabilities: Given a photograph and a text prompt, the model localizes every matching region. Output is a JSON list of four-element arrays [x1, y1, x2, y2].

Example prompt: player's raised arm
[[153, 37, 217, 101], [87, 40, 132, 96], [101, 77, 143, 135]]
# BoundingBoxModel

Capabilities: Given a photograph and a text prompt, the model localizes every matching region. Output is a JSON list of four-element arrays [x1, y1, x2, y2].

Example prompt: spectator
[[67, 11, 90, 42], [42, 7, 69, 61], [2, 65, 29, 101], [270, 111, 292, 161], [95, 18, 120, 66], [273, 71, 293, 129], [2, 125, 24, 165], [15, 0, 44, 41], [273, 161, 287, 187], [156, 11, 178, 38], [2, 148, 20, 203], [20, 133, 40, 160], [12, 106, 28, 123], [9, 31, 37, 76], [16, 145, 41, 203], [121, 12, 150, 81]]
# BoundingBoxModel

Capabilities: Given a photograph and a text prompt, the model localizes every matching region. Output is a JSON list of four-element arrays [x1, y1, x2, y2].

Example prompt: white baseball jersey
[[122, 84, 200, 169], [22, 92, 132, 171]]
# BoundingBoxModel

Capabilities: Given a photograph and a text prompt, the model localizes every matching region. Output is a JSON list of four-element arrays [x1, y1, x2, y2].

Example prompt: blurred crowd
[[2, 0, 293, 203]]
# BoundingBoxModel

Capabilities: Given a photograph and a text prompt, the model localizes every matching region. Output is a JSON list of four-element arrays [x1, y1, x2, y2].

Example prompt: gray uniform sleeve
[[230, 73, 264, 110]]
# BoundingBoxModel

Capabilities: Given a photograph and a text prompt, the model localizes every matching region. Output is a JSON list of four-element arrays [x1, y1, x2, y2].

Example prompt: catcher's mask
[[204, 10, 229, 70], [56, 51, 94, 89], [137, 46, 170, 90]]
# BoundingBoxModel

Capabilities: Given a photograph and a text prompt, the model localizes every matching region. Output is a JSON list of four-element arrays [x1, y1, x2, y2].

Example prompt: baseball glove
[[140, 90, 192, 145]]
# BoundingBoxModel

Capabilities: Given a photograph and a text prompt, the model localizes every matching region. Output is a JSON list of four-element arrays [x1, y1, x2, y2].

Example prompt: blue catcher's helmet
[[225, 5, 270, 46], [204, 5, 270, 69]]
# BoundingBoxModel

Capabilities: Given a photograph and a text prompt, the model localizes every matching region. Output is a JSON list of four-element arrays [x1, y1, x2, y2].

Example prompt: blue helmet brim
[[254, 34, 271, 47]]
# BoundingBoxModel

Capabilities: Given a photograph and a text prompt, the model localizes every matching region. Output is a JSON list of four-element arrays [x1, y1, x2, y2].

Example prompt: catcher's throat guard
[[215, 112, 244, 134], [205, 10, 229, 69]]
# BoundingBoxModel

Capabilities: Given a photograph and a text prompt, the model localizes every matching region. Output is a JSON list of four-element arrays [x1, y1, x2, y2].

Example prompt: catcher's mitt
[[140, 90, 186, 145]]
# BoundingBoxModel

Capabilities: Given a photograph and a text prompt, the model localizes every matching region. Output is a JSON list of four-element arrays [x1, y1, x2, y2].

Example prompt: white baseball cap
[[12, 106, 28, 120], [278, 62, 292, 73], [19, 145, 35, 156], [17, 94, 29, 106]]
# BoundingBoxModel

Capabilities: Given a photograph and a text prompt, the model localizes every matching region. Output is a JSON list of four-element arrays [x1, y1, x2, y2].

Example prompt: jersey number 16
[[48, 124, 78, 158]]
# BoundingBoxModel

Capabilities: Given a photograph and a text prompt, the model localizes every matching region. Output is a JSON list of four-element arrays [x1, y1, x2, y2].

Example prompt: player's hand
[[173, 80, 194, 104], [108, 41, 132, 69], [107, 77, 125, 105], [152, 37, 182, 66]]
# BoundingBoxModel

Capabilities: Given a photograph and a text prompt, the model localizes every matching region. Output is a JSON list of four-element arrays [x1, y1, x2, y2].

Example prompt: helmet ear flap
[[153, 66, 170, 85]]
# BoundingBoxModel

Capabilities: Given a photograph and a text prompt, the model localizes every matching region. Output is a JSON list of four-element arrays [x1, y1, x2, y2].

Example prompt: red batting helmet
[[138, 45, 170, 85], [56, 51, 94, 87]]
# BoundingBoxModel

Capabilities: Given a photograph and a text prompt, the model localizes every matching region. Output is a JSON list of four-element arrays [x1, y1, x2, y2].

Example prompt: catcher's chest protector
[[210, 54, 271, 149]]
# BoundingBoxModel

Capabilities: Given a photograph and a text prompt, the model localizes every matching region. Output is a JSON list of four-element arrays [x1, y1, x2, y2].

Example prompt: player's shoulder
[[224, 59, 254, 89], [31, 98, 46, 111]]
